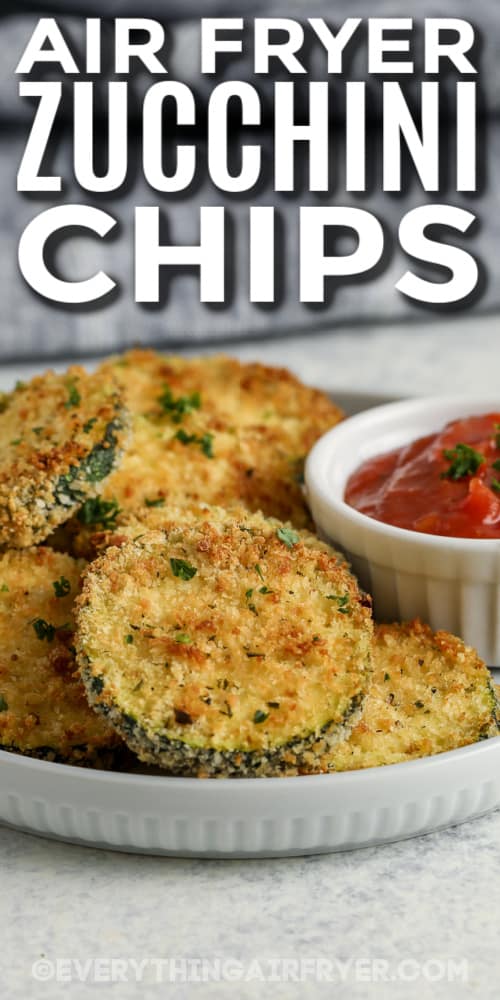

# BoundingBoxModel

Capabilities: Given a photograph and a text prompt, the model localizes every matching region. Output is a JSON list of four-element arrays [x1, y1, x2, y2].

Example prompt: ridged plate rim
[[1, 736, 500, 857]]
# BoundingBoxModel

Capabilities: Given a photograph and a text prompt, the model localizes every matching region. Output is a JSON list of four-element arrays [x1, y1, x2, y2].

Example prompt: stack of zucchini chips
[[0, 353, 497, 776]]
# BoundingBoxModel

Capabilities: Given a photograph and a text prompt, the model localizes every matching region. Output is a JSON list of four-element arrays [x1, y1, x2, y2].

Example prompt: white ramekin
[[305, 396, 500, 666]]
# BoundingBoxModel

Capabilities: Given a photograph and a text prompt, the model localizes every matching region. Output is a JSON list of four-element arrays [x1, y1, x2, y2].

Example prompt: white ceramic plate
[[1, 736, 500, 857], [1, 389, 499, 858]]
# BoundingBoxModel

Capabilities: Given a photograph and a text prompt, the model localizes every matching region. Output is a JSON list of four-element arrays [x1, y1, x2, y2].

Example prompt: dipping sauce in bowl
[[345, 412, 500, 539]]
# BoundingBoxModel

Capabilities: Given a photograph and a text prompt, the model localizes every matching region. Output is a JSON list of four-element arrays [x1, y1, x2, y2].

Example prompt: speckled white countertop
[[1, 313, 500, 1000]]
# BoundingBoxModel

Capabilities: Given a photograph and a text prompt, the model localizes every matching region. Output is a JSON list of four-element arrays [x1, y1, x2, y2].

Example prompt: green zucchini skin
[[482, 680, 500, 738], [81, 659, 365, 777], [13, 411, 129, 546], [53, 417, 127, 510]]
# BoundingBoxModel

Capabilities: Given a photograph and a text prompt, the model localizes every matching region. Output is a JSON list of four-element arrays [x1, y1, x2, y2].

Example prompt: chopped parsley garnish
[[384, 672, 390, 682], [15, 380, 26, 391], [170, 558, 197, 581], [10, 438, 21, 446], [83, 417, 97, 433], [145, 497, 165, 508], [199, 433, 214, 457], [0, 584, 8, 593], [158, 386, 201, 423], [492, 479, 500, 494], [259, 586, 273, 595], [493, 460, 500, 472], [255, 564, 264, 581], [495, 424, 500, 449], [65, 381, 81, 409], [253, 709, 269, 724], [175, 633, 191, 644], [441, 443, 485, 481], [0, 695, 8, 712], [198, 431, 214, 458], [77, 497, 121, 528], [174, 429, 214, 458], [244, 588, 258, 614], [326, 594, 350, 613], [124, 634, 133, 644], [53, 576, 70, 598], [276, 526, 300, 548], [32, 618, 56, 642]]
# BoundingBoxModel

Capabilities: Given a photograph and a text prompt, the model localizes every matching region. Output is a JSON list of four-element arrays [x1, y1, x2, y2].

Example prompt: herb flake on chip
[[276, 526, 300, 548], [170, 558, 197, 581]]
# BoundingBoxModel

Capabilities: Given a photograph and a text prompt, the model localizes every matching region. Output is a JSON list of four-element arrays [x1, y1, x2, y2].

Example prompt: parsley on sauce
[[441, 443, 485, 481]]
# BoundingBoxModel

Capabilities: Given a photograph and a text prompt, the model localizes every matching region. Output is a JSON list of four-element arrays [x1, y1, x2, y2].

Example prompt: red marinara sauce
[[345, 413, 500, 539]]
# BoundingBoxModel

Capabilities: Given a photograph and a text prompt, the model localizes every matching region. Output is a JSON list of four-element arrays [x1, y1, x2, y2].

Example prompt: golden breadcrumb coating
[[75, 506, 373, 777], [75, 500, 351, 563], [309, 620, 499, 773], [89, 350, 342, 530], [0, 367, 128, 547], [0, 547, 121, 764]]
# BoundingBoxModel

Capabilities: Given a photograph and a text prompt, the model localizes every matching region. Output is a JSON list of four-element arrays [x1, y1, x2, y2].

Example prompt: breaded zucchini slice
[[74, 501, 353, 563], [76, 508, 373, 777], [87, 350, 343, 530], [0, 366, 128, 547], [316, 621, 500, 773], [0, 547, 121, 765]]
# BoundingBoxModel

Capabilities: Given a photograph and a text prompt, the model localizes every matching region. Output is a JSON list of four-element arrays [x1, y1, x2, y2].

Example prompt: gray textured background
[[1, 2, 498, 360]]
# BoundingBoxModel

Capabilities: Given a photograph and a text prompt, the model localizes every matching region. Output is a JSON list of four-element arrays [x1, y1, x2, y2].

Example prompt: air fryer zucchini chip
[[319, 621, 500, 773], [77, 501, 353, 563], [0, 367, 128, 547], [0, 547, 121, 764], [76, 508, 373, 777], [90, 350, 343, 529]]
